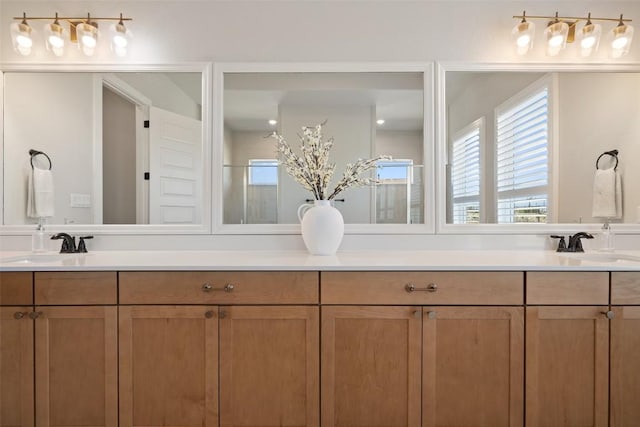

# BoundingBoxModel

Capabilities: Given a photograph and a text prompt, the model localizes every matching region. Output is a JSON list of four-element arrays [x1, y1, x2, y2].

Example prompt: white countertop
[[2, 249, 640, 271]]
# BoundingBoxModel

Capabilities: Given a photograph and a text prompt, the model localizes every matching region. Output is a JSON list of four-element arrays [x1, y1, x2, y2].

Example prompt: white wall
[[3, 72, 95, 225], [557, 73, 640, 224], [115, 73, 200, 120], [3, 1, 639, 63], [3, 0, 640, 252]]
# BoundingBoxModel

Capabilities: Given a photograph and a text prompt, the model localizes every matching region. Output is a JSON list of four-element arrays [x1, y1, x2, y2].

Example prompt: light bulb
[[76, 16, 98, 56], [10, 15, 33, 56], [110, 14, 131, 57], [544, 17, 569, 57], [511, 13, 535, 56], [611, 15, 634, 59], [45, 15, 66, 57], [579, 15, 601, 57]]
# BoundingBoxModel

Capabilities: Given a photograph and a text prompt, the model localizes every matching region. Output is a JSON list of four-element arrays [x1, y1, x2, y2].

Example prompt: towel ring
[[29, 149, 52, 170], [596, 149, 618, 171]]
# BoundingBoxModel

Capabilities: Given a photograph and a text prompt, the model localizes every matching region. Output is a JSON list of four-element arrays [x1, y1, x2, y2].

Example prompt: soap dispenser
[[32, 219, 47, 253], [599, 221, 615, 252]]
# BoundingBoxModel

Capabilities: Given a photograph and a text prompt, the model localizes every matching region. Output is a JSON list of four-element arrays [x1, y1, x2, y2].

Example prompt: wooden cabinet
[[0, 307, 34, 427], [526, 272, 611, 427], [118, 271, 320, 427], [33, 271, 118, 427], [35, 306, 117, 427], [119, 306, 218, 427], [610, 306, 640, 427], [526, 306, 609, 427], [422, 307, 524, 427], [219, 306, 319, 427], [0, 272, 33, 305], [321, 306, 422, 427], [0, 273, 118, 427]]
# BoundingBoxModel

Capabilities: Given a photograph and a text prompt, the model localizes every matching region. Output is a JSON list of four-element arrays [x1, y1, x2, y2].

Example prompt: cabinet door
[[35, 306, 117, 427], [0, 307, 34, 427], [422, 307, 524, 427], [611, 306, 640, 427], [219, 306, 319, 427], [119, 306, 218, 427], [526, 306, 609, 427], [322, 306, 421, 427]]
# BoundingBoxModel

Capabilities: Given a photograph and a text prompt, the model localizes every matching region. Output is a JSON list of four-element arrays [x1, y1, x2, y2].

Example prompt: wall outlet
[[70, 193, 91, 208]]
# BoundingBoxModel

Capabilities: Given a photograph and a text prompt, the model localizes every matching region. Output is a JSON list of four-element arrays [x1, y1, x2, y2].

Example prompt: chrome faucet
[[551, 232, 594, 252]]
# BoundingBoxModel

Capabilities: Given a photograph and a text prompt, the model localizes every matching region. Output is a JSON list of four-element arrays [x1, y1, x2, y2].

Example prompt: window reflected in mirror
[[223, 72, 425, 225], [445, 70, 640, 225]]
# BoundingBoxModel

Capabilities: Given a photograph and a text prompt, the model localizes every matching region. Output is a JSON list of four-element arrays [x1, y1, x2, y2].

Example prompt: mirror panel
[[222, 71, 425, 225], [2, 70, 205, 227], [444, 68, 640, 226]]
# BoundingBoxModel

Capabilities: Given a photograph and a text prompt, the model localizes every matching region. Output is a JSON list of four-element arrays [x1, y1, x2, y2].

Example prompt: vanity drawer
[[321, 271, 523, 305], [0, 272, 33, 305], [526, 272, 609, 305], [611, 272, 640, 304], [119, 271, 319, 304], [35, 272, 117, 305]]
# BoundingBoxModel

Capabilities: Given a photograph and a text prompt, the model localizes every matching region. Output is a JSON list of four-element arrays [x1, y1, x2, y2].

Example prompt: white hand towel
[[592, 168, 622, 219], [27, 167, 55, 218]]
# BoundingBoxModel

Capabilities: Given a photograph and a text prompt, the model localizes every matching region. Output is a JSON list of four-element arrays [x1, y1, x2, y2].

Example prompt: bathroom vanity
[[1, 250, 639, 427]]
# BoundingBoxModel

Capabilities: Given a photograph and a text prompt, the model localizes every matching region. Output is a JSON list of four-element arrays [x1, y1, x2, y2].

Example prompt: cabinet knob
[[413, 310, 422, 319], [29, 311, 43, 320], [13, 311, 27, 319], [205, 310, 215, 319], [426, 311, 437, 320], [219, 310, 227, 319], [405, 283, 438, 293], [602, 310, 615, 320]]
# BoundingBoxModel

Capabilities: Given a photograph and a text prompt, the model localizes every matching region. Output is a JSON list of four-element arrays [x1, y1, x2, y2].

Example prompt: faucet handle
[[550, 235, 567, 252], [76, 236, 94, 253]]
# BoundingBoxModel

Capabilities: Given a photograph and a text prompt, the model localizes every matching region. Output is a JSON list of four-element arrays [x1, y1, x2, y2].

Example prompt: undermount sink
[[0, 252, 85, 264], [560, 252, 640, 263]]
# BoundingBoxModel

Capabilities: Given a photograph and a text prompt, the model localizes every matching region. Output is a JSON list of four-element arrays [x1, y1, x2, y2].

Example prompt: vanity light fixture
[[512, 11, 633, 58], [10, 12, 132, 57]]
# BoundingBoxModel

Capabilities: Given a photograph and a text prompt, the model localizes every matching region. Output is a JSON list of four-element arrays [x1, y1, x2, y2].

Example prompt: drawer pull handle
[[405, 283, 438, 293], [602, 310, 615, 320], [202, 283, 235, 293], [29, 311, 43, 320], [13, 311, 27, 319]]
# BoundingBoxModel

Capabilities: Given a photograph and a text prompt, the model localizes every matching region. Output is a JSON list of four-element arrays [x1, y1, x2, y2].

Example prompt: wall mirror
[[215, 63, 434, 234], [0, 64, 211, 234], [438, 63, 640, 233]]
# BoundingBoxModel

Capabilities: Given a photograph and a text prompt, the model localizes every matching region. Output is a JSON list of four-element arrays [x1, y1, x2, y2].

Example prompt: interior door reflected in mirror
[[445, 70, 640, 225], [3, 71, 203, 226], [223, 72, 425, 225]]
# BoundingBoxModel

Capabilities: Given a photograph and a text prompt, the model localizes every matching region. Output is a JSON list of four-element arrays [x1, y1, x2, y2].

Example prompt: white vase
[[297, 200, 345, 255]]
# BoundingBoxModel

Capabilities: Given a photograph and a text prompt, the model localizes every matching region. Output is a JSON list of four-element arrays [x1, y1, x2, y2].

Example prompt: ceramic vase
[[297, 200, 344, 255]]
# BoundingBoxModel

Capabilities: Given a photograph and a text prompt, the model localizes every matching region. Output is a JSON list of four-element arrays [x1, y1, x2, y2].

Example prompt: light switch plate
[[70, 193, 91, 208]]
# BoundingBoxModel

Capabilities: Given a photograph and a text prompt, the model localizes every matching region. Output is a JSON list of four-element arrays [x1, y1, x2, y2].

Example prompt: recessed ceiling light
[[376, 119, 385, 125], [268, 119, 277, 126]]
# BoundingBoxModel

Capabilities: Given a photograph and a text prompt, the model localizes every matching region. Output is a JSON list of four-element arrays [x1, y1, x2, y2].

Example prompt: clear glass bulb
[[512, 20, 535, 56]]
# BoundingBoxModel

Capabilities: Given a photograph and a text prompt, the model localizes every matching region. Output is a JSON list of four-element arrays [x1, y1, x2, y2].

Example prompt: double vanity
[[1, 249, 640, 427]]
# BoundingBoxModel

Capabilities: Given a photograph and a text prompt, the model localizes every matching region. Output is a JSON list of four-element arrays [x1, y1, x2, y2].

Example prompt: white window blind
[[451, 122, 481, 224], [496, 86, 549, 223]]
